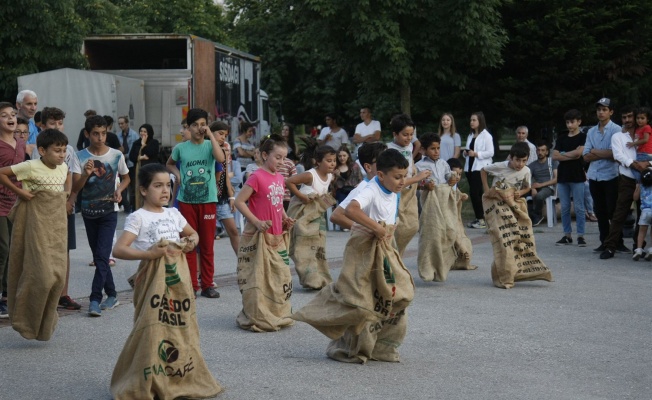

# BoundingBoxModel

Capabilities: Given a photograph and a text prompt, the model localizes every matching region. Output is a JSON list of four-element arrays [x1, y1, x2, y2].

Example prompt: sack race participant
[[417, 184, 462, 281], [111, 164, 221, 399], [236, 224, 294, 331], [286, 144, 337, 289], [292, 149, 415, 364], [481, 142, 552, 289], [415, 133, 476, 281], [234, 135, 295, 332], [111, 241, 222, 400], [7, 191, 67, 340], [451, 187, 478, 271], [0, 128, 72, 340], [386, 114, 431, 255]]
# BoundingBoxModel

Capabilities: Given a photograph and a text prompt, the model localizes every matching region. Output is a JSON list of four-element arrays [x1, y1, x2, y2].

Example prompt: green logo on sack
[[158, 340, 179, 363], [383, 257, 395, 284], [165, 262, 181, 287]]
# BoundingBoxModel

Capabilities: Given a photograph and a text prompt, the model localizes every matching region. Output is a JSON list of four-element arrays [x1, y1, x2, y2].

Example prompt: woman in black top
[[129, 123, 160, 209]]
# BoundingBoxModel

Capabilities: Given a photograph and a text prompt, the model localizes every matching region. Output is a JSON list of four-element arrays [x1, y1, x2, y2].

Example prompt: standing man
[[352, 107, 381, 157], [527, 140, 558, 226], [317, 113, 348, 150], [515, 126, 537, 164], [582, 98, 624, 252], [15, 90, 38, 157], [117, 116, 139, 213], [599, 105, 648, 259]]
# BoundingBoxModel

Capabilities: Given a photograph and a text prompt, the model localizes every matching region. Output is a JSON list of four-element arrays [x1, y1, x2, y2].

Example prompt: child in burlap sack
[[286, 144, 336, 289], [111, 163, 222, 399], [481, 142, 552, 288], [234, 135, 296, 332], [386, 114, 431, 255], [415, 133, 473, 281], [447, 158, 478, 271], [0, 128, 71, 341], [292, 149, 415, 364]]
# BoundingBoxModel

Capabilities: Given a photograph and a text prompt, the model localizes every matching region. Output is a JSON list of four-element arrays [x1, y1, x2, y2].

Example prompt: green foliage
[[0, 0, 86, 99], [119, 0, 228, 44]]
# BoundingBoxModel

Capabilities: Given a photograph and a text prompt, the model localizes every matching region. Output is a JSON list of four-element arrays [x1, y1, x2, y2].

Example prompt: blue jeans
[[557, 182, 585, 236], [84, 212, 118, 303]]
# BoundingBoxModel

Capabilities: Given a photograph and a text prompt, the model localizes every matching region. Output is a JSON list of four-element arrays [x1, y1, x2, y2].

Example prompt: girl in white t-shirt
[[113, 164, 198, 260], [285, 145, 336, 203]]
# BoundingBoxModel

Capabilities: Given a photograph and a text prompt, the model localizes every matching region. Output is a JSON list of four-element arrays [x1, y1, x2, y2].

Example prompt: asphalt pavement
[[0, 213, 650, 400]]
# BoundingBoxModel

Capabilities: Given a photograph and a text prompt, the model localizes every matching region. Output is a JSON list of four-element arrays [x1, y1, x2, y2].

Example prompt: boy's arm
[[405, 169, 430, 187], [285, 171, 313, 203], [67, 173, 80, 215], [344, 200, 389, 240], [0, 166, 33, 201], [481, 168, 490, 193], [64, 172, 72, 196], [166, 155, 181, 187], [114, 173, 130, 203], [330, 206, 353, 230]]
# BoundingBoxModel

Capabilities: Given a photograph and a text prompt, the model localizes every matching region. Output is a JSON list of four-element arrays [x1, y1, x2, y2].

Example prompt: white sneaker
[[471, 219, 487, 229], [645, 248, 652, 261], [633, 248, 644, 261]]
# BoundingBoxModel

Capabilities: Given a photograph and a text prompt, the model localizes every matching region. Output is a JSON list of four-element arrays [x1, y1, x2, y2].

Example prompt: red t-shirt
[[245, 168, 285, 235], [636, 124, 652, 154], [0, 139, 25, 216]]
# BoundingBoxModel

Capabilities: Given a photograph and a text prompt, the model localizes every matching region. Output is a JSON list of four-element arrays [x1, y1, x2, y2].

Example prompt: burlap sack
[[451, 190, 478, 271], [417, 185, 460, 282], [394, 184, 419, 256], [292, 223, 415, 364], [7, 191, 67, 341], [482, 187, 553, 289], [236, 223, 294, 332], [287, 194, 336, 289], [111, 240, 222, 400]]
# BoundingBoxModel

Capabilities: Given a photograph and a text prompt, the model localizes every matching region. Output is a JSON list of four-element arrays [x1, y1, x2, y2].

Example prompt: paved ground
[[0, 214, 650, 399]]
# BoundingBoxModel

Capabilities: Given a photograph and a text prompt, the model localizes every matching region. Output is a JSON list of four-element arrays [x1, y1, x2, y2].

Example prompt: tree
[[118, 0, 229, 44], [0, 0, 87, 99], [465, 0, 652, 139]]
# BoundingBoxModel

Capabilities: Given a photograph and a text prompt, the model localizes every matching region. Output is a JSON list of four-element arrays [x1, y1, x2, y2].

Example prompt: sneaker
[[88, 301, 102, 317], [599, 249, 615, 259], [633, 248, 644, 261], [342, 228, 350, 232], [100, 296, 120, 310], [615, 243, 630, 253], [532, 215, 544, 227], [587, 213, 598, 222], [645, 248, 652, 261], [88, 260, 95, 266], [58, 295, 81, 310], [577, 237, 587, 247], [0, 300, 8, 319], [200, 287, 220, 298], [556, 236, 573, 245], [109, 259, 116, 267], [466, 219, 478, 228], [593, 244, 606, 252], [470, 219, 487, 229]]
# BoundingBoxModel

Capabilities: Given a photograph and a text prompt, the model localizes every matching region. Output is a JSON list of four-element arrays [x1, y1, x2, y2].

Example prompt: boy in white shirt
[[481, 142, 532, 203]]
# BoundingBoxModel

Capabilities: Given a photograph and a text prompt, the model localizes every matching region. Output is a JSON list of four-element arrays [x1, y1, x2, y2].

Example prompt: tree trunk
[[400, 81, 411, 116]]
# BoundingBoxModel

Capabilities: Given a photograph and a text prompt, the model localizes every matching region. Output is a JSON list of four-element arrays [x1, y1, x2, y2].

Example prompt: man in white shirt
[[353, 107, 381, 156], [317, 113, 348, 150]]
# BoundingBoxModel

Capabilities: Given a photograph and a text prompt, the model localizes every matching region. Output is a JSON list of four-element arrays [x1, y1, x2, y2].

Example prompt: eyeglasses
[[14, 130, 29, 136]]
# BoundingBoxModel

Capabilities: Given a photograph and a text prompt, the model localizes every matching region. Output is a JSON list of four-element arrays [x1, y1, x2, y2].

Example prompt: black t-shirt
[[554, 131, 587, 183]]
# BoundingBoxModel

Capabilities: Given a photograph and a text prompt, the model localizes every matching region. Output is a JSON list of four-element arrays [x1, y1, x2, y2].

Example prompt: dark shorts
[[68, 213, 76, 250]]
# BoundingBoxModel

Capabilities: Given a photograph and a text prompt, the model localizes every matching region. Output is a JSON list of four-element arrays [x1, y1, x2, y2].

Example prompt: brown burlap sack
[[236, 223, 294, 332], [451, 190, 478, 271], [111, 240, 222, 400], [292, 223, 415, 364], [394, 184, 419, 256], [417, 185, 459, 281], [287, 194, 337, 289], [7, 191, 67, 341], [482, 188, 553, 289]]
